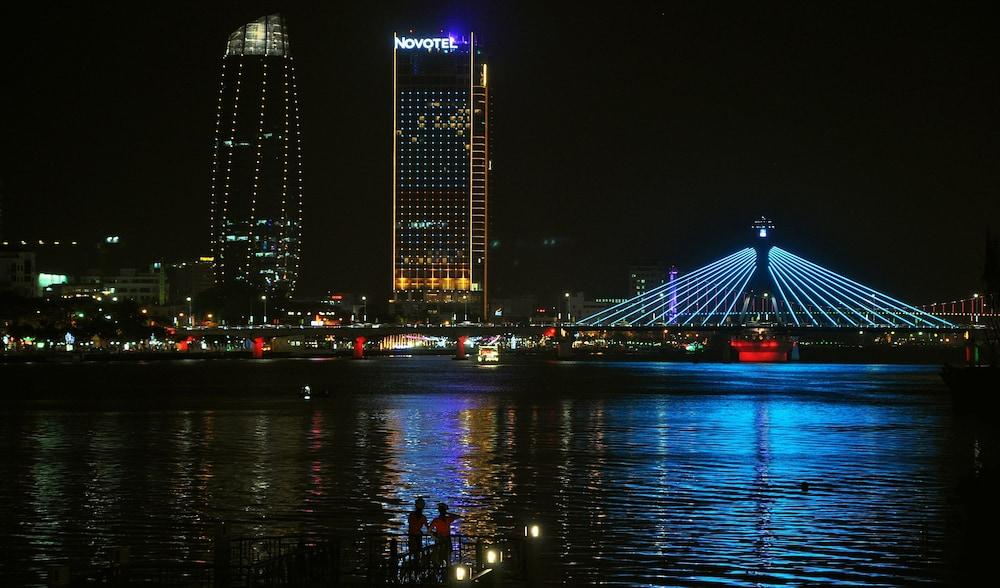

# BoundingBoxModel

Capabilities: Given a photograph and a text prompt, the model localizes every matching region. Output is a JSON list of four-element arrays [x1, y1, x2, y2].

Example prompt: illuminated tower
[[209, 14, 302, 299], [391, 32, 490, 322], [667, 265, 678, 322], [741, 216, 777, 320]]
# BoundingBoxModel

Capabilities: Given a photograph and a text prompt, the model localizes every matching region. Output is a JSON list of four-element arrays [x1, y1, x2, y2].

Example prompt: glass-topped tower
[[391, 32, 490, 322], [209, 14, 302, 300]]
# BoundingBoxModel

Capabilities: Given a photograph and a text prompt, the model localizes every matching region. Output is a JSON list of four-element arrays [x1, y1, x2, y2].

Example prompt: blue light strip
[[685, 260, 752, 326], [668, 255, 756, 325], [701, 260, 757, 326], [769, 253, 858, 326], [771, 249, 897, 327], [772, 247, 953, 328], [581, 248, 752, 324], [669, 256, 752, 326], [586, 248, 753, 325], [631, 251, 753, 326], [767, 259, 819, 327], [767, 263, 799, 326], [638, 251, 755, 326], [629, 251, 749, 326], [775, 247, 940, 327], [769, 254, 842, 326], [774, 249, 899, 326], [768, 254, 819, 326]]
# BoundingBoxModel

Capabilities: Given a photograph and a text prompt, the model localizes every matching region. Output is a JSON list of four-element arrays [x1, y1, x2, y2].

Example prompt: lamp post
[[564, 292, 571, 324], [362, 296, 367, 323], [186, 296, 193, 326], [261, 295, 267, 325], [463, 294, 468, 322]]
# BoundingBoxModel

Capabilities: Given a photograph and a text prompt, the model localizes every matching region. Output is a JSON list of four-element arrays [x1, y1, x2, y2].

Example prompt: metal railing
[[225, 534, 340, 587], [361, 533, 523, 586], [53, 529, 537, 587]]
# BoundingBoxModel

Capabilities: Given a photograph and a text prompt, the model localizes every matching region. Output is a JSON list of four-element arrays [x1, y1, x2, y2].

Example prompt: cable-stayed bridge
[[580, 218, 954, 330]]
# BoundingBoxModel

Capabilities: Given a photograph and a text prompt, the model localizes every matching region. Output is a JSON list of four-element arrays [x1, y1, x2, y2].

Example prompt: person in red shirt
[[406, 497, 428, 556], [429, 502, 460, 564]]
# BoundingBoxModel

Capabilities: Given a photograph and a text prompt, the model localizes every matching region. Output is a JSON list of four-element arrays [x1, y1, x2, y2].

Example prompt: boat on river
[[477, 344, 500, 363]]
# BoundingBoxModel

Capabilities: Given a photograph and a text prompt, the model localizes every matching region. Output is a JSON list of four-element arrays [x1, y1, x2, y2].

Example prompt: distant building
[[567, 292, 629, 324], [390, 32, 491, 322], [490, 295, 538, 324], [95, 265, 166, 305], [0, 251, 38, 297], [1, 239, 172, 304], [165, 258, 214, 304], [629, 265, 667, 299], [210, 14, 303, 300]]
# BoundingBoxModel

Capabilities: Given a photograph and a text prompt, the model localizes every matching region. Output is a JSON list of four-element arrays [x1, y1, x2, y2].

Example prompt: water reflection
[[0, 359, 978, 585]]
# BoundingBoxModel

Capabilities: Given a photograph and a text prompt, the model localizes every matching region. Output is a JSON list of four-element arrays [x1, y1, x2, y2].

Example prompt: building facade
[[628, 265, 667, 299], [209, 14, 303, 300], [0, 251, 38, 297], [391, 33, 490, 322]]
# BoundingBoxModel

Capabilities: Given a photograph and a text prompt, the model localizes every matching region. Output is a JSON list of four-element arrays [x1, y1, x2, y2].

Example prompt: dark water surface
[[0, 358, 989, 585]]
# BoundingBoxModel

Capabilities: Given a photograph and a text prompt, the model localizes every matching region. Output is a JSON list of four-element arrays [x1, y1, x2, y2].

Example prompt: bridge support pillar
[[454, 335, 468, 360], [556, 334, 573, 360], [251, 337, 264, 359], [965, 335, 978, 366], [353, 336, 366, 360]]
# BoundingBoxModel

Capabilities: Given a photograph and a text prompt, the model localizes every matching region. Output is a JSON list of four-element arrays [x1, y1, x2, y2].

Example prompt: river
[[0, 357, 991, 585]]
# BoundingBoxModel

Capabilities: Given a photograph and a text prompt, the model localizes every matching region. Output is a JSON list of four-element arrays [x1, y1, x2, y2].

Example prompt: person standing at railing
[[407, 497, 429, 557], [429, 502, 460, 565]]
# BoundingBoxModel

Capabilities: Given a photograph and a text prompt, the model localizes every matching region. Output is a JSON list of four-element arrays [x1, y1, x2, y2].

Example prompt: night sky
[[3, 2, 997, 308]]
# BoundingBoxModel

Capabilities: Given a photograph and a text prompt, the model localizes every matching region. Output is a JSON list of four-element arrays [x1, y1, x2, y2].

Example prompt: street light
[[186, 296, 192, 326], [261, 295, 267, 325], [564, 292, 571, 323], [361, 295, 367, 323], [463, 294, 468, 322]]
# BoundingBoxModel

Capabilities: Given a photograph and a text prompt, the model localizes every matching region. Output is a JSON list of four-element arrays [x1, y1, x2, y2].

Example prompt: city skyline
[[3, 3, 998, 307]]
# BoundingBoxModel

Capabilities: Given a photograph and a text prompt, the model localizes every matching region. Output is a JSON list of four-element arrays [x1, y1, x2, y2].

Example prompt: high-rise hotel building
[[209, 14, 303, 299], [391, 33, 490, 321]]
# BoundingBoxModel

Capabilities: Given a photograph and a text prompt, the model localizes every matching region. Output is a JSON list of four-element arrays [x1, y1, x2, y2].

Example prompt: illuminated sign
[[394, 36, 457, 51]]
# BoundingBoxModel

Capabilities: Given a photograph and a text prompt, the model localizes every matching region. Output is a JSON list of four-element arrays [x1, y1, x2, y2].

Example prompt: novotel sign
[[394, 36, 458, 51]]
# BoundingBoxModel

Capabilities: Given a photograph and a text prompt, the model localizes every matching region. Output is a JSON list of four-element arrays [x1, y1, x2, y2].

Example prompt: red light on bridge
[[730, 339, 779, 349]]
